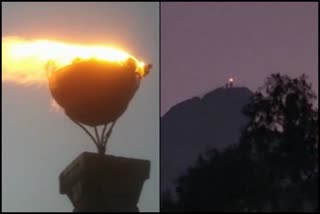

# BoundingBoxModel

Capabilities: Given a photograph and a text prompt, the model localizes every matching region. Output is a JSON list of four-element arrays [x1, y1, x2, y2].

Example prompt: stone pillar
[[60, 152, 150, 212]]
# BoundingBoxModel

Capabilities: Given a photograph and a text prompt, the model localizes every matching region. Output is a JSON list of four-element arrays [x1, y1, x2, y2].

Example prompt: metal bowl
[[48, 58, 142, 126]]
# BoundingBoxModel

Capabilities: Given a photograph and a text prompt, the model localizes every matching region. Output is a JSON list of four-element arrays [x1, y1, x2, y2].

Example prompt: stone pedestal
[[60, 152, 150, 212]]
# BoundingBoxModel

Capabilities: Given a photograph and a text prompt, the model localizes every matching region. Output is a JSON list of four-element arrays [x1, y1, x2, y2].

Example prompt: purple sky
[[161, 2, 318, 115]]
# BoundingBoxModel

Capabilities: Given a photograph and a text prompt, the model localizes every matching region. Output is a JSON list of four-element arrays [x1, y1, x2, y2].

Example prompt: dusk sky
[[2, 2, 159, 212], [161, 2, 318, 115]]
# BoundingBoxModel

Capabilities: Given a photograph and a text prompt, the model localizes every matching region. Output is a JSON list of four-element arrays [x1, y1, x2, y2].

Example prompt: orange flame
[[2, 36, 146, 85]]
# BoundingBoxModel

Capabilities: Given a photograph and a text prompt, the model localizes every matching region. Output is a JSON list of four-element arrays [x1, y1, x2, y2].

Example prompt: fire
[[2, 36, 146, 85], [229, 77, 234, 83]]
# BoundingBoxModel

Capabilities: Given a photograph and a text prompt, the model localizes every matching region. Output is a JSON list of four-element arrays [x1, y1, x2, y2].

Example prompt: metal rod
[[72, 119, 98, 147], [101, 124, 108, 144], [103, 120, 117, 148], [94, 126, 101, 145]]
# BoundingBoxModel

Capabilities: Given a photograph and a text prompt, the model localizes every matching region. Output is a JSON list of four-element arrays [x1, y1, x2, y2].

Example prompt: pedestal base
[[60, 152, 150, 212]]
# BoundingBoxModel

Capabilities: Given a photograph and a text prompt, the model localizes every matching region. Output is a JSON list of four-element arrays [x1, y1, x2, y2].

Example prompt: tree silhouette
[[175, 145, 259, 212], [160, 190, 178, 212], [162, 73, 318, 212], [239, 73, 318, 211]]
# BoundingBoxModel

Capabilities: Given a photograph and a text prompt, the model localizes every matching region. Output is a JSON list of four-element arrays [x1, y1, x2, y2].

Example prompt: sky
[[161, 2, 318, 115], [2, 2, 159, 212]]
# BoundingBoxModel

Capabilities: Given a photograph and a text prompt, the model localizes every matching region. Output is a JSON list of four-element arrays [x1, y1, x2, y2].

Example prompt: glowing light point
[[226, 77, 234, 88]]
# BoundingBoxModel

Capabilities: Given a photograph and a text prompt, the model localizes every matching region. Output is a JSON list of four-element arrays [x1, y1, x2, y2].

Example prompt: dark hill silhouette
[[161, 86, 253, 194]]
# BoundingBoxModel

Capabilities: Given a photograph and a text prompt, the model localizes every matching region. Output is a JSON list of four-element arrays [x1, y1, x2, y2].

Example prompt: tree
[[239, 73, 318, 210], [160, 190, 178, 212], [174, 145, 258, 211], [242, 74, 317, 172], [163, 73, 318, 212]]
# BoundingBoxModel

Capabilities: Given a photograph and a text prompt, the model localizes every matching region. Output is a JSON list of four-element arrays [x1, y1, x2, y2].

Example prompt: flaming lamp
[[3, 37, 153, 212], [47, 52, 152, 212]]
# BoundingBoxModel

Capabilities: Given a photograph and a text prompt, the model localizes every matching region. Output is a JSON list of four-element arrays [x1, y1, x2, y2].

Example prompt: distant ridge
[[161, 86, 253, 194]]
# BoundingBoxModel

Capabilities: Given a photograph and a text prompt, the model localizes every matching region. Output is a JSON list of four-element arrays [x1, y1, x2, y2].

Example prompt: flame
[[229, 77, 234, 83], [2, 36, 146, 85]]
